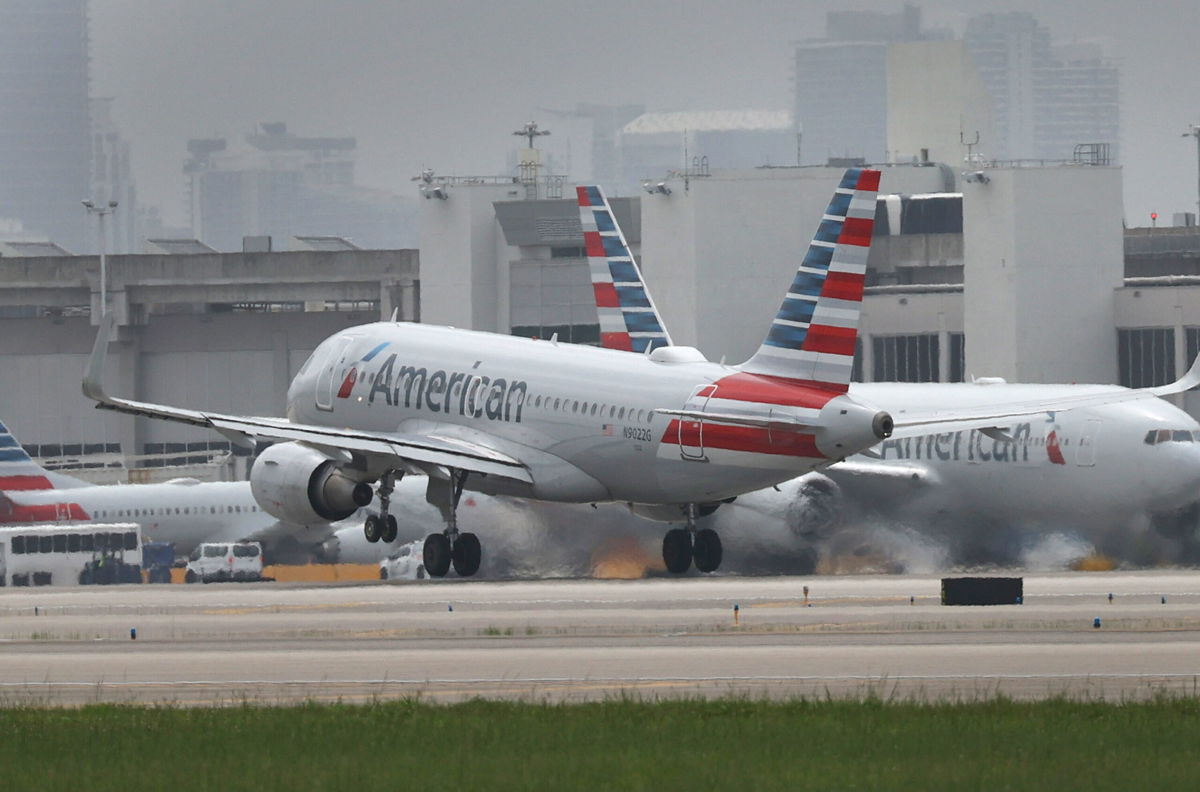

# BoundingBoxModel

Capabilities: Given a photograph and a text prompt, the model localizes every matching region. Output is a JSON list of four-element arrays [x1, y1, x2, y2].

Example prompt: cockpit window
[[1144, 428, 1197, 445]]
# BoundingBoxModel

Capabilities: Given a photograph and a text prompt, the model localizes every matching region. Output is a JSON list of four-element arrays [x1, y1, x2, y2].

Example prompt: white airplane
[[575, 181, 1200, 563], [82, 169, 1200, 578], [0, 420, 333, 559]]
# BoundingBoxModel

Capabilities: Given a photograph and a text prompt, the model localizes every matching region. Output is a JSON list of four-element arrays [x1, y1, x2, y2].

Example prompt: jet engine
[[815, 396, 892, 459], [250, 442, 373, 525], [785, 474, 844, 540]]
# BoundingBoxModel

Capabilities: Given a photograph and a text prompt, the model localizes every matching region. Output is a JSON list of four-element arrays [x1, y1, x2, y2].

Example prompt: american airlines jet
[[0, 421, 330, 558], [575, 181, 1200, 556], [82, 169, 1200, 578]]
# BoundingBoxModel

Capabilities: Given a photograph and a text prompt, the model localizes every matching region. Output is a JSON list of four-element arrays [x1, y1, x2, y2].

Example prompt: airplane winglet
[[1151, 353, 1200, 397], [82, 312, 116, 404]]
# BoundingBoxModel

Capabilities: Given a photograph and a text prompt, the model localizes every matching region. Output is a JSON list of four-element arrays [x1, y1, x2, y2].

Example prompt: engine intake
[[250, 442, 372, 525]]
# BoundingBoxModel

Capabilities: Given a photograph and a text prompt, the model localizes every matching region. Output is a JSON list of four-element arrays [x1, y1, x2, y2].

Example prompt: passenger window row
[[526, 394, 654, 424], [94, 504, 259, 519], [10, 531, 137, 555]]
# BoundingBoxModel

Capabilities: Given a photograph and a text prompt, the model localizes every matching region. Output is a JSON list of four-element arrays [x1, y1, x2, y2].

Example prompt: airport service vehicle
[[576, 182, 1200, 546], [0, 523, 141, 587], [83, 169, 1199, 579], [184, 541, 264, 583], [142, 541, 176, 583], [0, 420, 338, 560], [379, 540, 426, 580]]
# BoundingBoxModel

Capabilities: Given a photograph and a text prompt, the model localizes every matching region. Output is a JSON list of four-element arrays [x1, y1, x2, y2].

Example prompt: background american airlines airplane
[[83, 169, 1200, 578], [575, 182, 1200, 566], [0, 420, 333, 558]]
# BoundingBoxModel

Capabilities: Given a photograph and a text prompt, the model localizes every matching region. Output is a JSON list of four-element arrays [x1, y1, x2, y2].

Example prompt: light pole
[[82, 199, 118, 318], [1184, 125, 1200, 220]]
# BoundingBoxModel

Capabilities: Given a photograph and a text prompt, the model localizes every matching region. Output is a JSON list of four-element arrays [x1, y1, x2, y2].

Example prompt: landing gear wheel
[[184, 570, 197, 584], [451, 533, 482, 577], [693, 528, 723, 573], [423, 533, 451, 577], [364, 514, 382, 544], [662, 528, 693, 574], [380, 514, 398, 543]]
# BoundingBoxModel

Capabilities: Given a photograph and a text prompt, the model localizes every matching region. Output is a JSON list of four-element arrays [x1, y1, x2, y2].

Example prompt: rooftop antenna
[[513, 121, 550, 149], [960, 126, 980, 163]]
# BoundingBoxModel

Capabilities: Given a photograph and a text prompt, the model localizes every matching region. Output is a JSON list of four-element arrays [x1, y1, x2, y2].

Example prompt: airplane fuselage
[[287, 322, 886, 505], [0, 479, 291, 553], [844, 382, 1200, 521]]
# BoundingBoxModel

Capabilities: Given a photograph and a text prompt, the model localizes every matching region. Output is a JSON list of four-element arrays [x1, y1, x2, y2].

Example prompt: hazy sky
[[91, 0, 1200, 226]]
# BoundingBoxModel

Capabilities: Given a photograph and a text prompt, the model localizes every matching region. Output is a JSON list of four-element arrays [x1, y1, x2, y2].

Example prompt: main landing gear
[[422, 470, 481, 578], [662, 504, 723, 574], [363, 470, 400, 544]]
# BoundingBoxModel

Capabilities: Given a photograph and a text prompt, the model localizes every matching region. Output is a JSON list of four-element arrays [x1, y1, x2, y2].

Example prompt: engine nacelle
[[250, 442, 373, 525], [815, 395, 892, 460]]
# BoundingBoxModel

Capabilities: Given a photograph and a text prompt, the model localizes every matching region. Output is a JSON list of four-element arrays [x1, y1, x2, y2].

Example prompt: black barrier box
[[941, 577, 1023, 606]]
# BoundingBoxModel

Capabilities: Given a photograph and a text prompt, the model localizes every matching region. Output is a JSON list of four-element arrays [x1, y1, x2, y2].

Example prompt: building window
[[1186, 328, 1200, 368], [1118, 329, 1174, 388], [851, 338, 864, 382], [872, 334, 940, 383], [949, 333, 966, 383]]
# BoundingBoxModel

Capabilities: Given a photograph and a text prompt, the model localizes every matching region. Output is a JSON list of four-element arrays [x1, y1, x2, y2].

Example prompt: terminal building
[[2, 159, 1200, 481]]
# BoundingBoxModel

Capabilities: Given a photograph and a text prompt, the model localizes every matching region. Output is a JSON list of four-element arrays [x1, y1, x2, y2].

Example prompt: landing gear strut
[[661, 504, 722, 574], [424, 469, 482, 578], [363, 470, 400, 544]]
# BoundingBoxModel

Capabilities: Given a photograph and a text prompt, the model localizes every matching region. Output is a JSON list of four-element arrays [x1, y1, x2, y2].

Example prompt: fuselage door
[[678, 384, 716, 461], [1076, 419, 1101, 467], [314, 337, 354, 412]]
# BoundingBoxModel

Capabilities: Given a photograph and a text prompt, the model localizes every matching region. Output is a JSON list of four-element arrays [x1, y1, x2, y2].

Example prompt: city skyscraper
[[965, 12, 1119, 163], [0, 0, 90, 251], [793, 5, 946, 166]]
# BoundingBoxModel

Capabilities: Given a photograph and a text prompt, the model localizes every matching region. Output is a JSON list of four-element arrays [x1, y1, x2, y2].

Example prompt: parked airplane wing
[[82, 315, 532, 484], [883, 354, 1200, 440], [826, 459, 936, 484]]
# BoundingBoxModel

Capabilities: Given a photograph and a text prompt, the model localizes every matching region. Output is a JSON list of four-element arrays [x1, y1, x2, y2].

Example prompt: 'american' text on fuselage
[[363, 354, 528, 423]]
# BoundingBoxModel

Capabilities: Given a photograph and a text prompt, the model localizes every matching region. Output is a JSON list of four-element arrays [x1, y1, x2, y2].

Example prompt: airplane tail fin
[[0, 420, 56, 491], [738, 168, 880, 391], [577, 185, 672, 353]]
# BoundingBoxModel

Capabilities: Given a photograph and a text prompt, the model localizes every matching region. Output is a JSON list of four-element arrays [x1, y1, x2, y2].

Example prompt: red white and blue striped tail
[[738, 168, 880, 392], [0, 420, 55, 491], [577, 185, 672, 353]]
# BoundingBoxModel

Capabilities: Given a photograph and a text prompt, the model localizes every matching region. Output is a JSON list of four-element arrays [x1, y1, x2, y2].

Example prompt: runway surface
[[4, 571, 1200, 705]]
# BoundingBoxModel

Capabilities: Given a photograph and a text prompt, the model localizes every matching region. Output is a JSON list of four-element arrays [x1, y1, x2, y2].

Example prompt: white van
[[185, 541, 263, 583]]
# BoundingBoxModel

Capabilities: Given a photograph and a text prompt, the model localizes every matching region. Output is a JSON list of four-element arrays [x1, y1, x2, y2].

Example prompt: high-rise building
[[89, 98, 138, 254], [964, 13, 1119, 162], [0, 0, 90, 251], [793, 5, 945, 166], [185, 123, 416, 251]]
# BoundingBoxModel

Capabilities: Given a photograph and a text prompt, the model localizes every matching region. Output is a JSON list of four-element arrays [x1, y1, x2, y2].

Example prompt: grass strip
[[2, 696, 1198, 790]]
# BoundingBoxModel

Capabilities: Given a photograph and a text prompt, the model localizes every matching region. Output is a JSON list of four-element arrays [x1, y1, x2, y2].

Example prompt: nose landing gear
[[363, 471, 400, 544], [423, 470, 481, 578], [661, 504, 723, 574]]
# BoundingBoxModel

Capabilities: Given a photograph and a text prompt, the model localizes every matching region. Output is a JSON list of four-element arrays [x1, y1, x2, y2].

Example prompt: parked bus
[[0, 523, 142, 587]]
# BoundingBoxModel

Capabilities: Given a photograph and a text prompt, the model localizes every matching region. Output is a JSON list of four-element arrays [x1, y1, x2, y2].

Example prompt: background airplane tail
[[577, 185, 672, 353], [738, 168, 880, 391], [0, 420, 83, 491]]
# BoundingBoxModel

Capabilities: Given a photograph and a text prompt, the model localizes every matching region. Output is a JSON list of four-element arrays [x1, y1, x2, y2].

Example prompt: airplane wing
[[81, 315, 532, 484], [826, 458, 936, 484], [882, 354, 1200, 440]]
